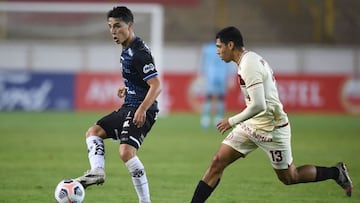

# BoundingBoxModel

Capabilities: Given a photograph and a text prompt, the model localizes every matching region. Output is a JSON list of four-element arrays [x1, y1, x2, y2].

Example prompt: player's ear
[[128, 22, 134, 30], [228, 41, 235, 50]]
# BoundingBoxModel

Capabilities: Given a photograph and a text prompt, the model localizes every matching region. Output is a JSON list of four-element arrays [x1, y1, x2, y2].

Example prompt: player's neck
[[235, 48, 247, 65], [122, 33, 136, 48]]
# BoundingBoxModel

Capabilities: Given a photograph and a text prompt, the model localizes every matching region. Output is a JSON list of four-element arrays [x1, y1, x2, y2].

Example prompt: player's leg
[[120, 144, 151, 203], [260, 125, 323, 184], [76, 125, 107, 188], [204, 143, 243, 186], [191, 126, 256, 203], [274, 162, 353, 196], [119, 109, 157, 203], [274, 163, 331, 184], [201, 77, 217, 129], [213, 77, 226, 127], [85, 125, 107, 170], [201, 94, 212, 129], [264, 125, 353, 196], [191, 143, 243, 203], [76, 109, 127, 188], [214, 94, 225, 126]]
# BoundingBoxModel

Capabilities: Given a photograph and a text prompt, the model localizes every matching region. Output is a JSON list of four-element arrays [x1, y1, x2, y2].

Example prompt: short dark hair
[[216, 26, 244, 48], [107, 6, 134, 23]]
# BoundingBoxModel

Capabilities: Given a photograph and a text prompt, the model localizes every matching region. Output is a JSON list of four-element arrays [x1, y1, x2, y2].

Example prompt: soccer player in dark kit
[[75, 6, 161, 203]]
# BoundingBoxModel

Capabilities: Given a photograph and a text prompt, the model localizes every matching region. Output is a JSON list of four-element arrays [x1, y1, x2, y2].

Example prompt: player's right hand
[[216, 118, 232, 134], [117, 84, 126, 98]]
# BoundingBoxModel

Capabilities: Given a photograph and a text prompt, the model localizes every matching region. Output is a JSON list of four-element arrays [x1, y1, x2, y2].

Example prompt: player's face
[[216, 38, 232, 63], [108, 17, 132, 46]]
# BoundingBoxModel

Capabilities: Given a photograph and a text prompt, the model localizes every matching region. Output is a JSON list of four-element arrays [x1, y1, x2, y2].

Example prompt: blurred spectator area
[[0, 0, 359, 45], [164, 0, 360, 44], [0, 0, 359, 75], [0, 0, 359, 114]]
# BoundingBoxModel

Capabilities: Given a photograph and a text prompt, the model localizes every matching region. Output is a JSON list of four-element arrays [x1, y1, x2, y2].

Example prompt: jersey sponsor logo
[[240, 123, 272, 142], [143, 63, 155, 74]]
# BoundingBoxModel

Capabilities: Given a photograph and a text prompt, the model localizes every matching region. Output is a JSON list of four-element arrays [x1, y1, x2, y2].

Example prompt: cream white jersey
[[237, 51, 288, 131]]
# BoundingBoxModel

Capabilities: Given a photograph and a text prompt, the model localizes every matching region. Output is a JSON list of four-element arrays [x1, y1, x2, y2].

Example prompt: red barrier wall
[[74, 72, 360, 114], [75, 72, 123, 111], [164, 73, 360, 114]]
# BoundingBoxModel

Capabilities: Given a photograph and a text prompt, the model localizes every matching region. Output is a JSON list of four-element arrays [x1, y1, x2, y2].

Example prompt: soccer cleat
[[75, 168, 105, 189], [335, 162, 353, 197]]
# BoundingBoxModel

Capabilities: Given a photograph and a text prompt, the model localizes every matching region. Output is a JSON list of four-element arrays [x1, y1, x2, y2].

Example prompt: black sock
[[315, 166, 339, 181], [191, 179, 220, 203]]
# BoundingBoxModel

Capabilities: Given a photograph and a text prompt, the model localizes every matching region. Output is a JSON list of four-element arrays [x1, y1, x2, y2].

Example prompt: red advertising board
[[75, 72, 124, 111], [163, 73, 360, 114], [74, 72, 360, 114], [275, 74, 345, 113]]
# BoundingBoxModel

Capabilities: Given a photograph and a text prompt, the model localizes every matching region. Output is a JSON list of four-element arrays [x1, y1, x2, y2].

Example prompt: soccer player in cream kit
[[190, 26, 353, 202], [76, 6, 161, 203]]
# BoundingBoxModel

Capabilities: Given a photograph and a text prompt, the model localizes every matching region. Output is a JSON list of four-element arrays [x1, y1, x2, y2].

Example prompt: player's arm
[[139, 76, 161, 112], [228, 84, 266, 125], [217, 84, 266, 134], [133, 76, 161, 128], [228, 57, 267, 126], [132, 50, 162, 127]]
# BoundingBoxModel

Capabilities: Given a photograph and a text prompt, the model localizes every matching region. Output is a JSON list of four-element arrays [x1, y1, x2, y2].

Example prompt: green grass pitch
[[0, 111, 359, 202]]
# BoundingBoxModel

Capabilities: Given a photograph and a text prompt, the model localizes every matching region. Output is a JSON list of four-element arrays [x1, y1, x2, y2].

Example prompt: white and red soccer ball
[[54, 179, 85, 203]]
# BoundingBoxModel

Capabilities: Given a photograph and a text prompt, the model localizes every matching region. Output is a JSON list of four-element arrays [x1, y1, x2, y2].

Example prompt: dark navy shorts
[[96, 107, 158, 149]]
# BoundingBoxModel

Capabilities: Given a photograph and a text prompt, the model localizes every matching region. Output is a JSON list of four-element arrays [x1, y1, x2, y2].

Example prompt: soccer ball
[[54, 179, 85, 203]]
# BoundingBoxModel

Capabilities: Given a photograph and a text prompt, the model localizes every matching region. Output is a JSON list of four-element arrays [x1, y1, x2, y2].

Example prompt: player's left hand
[[117, 84, 126, 98], [216, 118, 232, 134], [133, 107, 146, 128]]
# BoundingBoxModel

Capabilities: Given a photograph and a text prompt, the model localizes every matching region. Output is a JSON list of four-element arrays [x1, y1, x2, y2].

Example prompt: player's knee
[[119, 151, 132, 162], [85, 125, 105, 138], [209, 154, 226, 172], [119, 145, 136, 162]]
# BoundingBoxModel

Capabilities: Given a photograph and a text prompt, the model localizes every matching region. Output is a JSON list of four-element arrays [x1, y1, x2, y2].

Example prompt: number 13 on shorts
[[270, 150, 283, 162], [268, 149, 293, 170]]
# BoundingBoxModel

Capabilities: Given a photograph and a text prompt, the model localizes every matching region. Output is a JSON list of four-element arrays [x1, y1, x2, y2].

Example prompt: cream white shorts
[[222, 122, 293, 169]]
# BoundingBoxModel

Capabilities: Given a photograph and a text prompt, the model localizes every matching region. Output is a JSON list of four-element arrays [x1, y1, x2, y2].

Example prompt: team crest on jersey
[[143, 63, 155, 74]]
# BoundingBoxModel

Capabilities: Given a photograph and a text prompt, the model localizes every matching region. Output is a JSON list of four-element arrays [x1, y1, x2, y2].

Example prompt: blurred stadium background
[[0, 0, 359, 114]]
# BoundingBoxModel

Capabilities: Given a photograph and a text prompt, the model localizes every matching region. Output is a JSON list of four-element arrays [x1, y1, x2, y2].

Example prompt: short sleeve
[[133, 51, 158, 81]]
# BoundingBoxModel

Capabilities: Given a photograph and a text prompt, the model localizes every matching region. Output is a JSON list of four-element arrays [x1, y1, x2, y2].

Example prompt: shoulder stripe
[[143, 72, 158, 81]]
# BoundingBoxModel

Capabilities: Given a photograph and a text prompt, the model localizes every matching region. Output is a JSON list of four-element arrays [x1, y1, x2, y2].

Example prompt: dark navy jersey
[[121, 37, 159, 111]]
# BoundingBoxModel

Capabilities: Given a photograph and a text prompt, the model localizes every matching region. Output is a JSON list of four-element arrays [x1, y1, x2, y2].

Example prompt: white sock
[[86, 136, 105, 170], [125, 156, 150, 203]]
